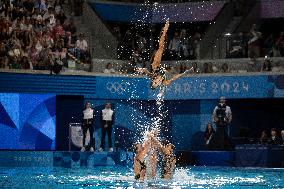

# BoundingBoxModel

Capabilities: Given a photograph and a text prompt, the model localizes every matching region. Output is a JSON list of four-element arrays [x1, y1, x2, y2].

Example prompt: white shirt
[[103, 68, 116, 74], [76, 39, 88, 51], [83, 108, 94, 119], [102, 108, 114, 121], [213, 104, 232, 123]]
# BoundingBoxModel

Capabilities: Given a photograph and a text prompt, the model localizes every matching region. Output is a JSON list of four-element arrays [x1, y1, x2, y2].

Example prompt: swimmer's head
[[150, 76, 163, 90]]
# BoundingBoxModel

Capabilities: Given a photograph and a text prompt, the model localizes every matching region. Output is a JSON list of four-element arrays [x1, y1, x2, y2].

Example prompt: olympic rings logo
[[106, 82, 129, 94]]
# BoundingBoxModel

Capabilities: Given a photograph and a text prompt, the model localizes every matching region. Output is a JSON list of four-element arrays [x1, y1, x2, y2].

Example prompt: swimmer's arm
[[163, 71, 187, 86], [152, 20, 170, 70]]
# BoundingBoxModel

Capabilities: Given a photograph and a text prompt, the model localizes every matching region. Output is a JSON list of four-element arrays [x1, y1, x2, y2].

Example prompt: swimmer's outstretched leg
[[152, 20, 170, 71]]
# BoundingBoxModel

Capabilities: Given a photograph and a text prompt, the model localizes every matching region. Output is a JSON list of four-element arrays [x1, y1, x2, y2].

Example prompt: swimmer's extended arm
[[162, 70, 188, 86], [152, 20, 170, 70]]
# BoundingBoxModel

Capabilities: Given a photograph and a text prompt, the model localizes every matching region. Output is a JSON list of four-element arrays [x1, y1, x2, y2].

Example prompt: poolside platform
[[0, 151, 133, 168]]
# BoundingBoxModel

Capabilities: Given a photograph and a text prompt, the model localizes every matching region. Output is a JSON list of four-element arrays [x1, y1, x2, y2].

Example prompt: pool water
[[0, 166, 283, 188]]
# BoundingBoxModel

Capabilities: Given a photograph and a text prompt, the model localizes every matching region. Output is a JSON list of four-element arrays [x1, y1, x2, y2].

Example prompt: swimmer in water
[[136, 20, 189, 92], [150, 136, 176, 179], [133, 140, 150, 181], [146, 129, 160, 179]]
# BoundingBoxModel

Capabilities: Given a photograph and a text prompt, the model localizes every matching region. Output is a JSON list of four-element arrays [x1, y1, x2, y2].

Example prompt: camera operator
[[208, 97, 233, 150], [213, 97, 232, 126]]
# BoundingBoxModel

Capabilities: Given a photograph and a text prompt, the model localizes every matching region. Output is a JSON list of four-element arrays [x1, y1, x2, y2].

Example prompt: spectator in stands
[[268, 128, 281, 145], [103, 63, 116, 74], [179, 29, 189, 59], [202, 62, 213, 73], [247, 55, 260, 72], [168, 31, 181, 60], [228, 32, 246, 58], [220, 63, 230, 73], [248, 24, 262, 58], [75, 33, 88, 60], [276, 32, 284, 57], [179, 63, 187, 74], [131, 48, 143, 68], [259, 130, 269, 144], [189, 62, 200, 74], [56, 10, 67, 25], [134, 33, 148, 61], [261, 59, 272, 72], [281, 130, 284, 145], [191, 32, 201, 59], [204, 122, 215, 146]]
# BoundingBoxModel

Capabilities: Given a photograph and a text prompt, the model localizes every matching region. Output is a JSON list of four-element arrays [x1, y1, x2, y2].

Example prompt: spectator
[[179, 63, 187, 74], [191, 32, 201, 59], [202, 62, 213, 73], [220, 63, 230, 73], [228, 32, 246, 58], [268, 128, 281, 145], [168, 31, 181, 60], [261, 59, 272, 72], [247, 55, 260, 72], [248, 24, 262, 58], [281, 130, 284, 145], [75, 33, 88, 60], [189, 62, 200, 74], [103, 63, 116, 74], [276, 32, 284, 57], [179, 29, 189, 59], [259, 130, 269, 144], [204, 122, 215, 146]]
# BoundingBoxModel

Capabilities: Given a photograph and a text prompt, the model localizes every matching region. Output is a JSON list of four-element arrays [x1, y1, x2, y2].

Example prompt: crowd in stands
[[115, 26, 202, 62], [259, 128, 284, 145], [0, 0, 90, 73], [227, 24, 284, 59]]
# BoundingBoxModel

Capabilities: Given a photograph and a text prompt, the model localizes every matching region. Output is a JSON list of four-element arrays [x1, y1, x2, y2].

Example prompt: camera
[[216, 103, 226, 123]]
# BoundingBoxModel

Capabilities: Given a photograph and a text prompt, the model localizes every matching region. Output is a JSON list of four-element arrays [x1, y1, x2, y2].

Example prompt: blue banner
[[96, 75, 279, 100]]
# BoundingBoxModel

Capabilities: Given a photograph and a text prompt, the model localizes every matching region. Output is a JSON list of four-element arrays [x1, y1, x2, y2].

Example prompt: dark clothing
[[268, 136, 281, 145], [205, 130, 215, 142], [100, 120, 113, 149], [82, 118, 94, 148], [208, 124, 233, 151]]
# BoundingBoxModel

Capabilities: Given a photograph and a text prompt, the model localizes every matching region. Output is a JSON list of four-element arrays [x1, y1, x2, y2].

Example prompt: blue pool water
[[0, 166, 283, 188]]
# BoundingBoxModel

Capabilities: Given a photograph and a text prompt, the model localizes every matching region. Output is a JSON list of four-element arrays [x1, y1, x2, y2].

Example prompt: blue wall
[[0, 93, 56, 150], [1, 72, 284, 151]]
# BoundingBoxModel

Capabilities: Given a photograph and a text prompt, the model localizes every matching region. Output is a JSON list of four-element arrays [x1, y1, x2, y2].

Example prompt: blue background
[[1, 72, 284, 151], [0, 93, 56, 150]]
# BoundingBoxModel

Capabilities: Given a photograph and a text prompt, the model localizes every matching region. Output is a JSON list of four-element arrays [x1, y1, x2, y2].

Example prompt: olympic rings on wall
[[106, 82, 128, 94]]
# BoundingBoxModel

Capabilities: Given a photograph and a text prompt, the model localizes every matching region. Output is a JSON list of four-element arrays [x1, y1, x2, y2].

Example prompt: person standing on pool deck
[[99, 102, 114, 152], [81, 101, 95, 152]]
